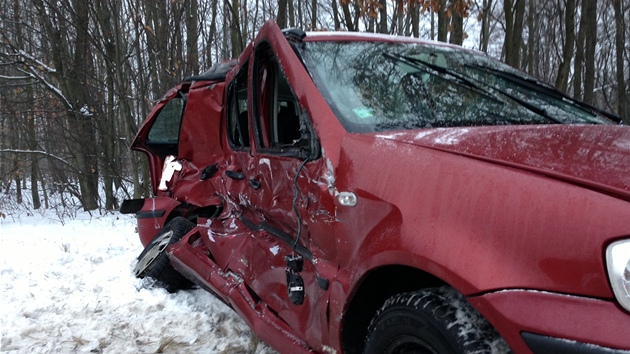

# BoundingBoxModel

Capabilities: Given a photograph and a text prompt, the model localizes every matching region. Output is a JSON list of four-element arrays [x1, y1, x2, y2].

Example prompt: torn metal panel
[[177, 82, 226, 166]]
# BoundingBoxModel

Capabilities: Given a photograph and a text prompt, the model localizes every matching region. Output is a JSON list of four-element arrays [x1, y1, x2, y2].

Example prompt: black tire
[[134, 217, 195, 293], [364, 287, 511, 354]]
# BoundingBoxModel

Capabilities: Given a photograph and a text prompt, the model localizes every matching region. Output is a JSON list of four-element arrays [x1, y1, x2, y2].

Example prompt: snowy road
[[0, 212, 276, 353]]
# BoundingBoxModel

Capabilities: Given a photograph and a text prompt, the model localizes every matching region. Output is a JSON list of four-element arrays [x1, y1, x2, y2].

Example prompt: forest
[[0, 0, 628, 213]]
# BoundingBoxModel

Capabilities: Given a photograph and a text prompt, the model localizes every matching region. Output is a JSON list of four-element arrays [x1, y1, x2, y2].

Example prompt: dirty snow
[[0, 211, 276, 354]]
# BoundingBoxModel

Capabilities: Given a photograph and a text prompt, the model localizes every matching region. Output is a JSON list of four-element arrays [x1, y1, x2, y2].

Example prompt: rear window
[[148, 98, 185, 143]]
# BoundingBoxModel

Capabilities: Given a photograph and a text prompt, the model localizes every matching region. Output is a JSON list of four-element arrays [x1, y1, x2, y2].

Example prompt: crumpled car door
[[233, 29, 334, 348]]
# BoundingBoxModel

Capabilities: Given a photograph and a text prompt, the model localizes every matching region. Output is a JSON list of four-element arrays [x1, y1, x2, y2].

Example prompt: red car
[[121, 20, 630, 354]]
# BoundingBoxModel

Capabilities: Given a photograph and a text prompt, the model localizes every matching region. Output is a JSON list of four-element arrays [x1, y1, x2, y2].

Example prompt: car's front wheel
[[134, 217, 195, 292], [364, 287, 511, 354]]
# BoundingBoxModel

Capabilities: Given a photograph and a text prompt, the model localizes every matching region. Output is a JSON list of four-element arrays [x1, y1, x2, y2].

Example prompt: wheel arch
[[340, 264, 446, 354], [135, 197, 221, 246]]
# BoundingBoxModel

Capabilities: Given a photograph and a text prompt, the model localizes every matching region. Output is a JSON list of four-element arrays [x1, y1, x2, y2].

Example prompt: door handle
[[225, 170, 246, 180], [200, 163, 218, 180]]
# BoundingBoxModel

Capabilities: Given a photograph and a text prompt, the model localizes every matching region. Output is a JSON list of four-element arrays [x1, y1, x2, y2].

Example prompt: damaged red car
[[120, 20, 630, 354]]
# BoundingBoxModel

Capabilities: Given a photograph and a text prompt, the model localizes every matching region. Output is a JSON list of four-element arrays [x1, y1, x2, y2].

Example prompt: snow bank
[[0, 212, 275, 353]]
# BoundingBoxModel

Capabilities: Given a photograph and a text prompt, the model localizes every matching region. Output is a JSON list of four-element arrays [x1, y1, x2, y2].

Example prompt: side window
[[227, 63, 250, 149], [147, 97, 185, 143], [254, 43, 305, 152]]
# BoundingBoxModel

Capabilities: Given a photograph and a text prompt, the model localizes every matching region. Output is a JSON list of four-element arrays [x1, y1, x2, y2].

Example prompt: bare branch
[[0, 149, 72, 167]]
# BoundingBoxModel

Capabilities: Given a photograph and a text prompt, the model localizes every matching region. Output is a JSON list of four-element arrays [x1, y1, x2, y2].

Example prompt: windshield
[[297, 41, 611, 133]]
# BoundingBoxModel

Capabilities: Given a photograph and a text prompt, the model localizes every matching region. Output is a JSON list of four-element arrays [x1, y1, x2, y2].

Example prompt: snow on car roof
[[302, 31, 465, 50], [300, 31, 484, 60]]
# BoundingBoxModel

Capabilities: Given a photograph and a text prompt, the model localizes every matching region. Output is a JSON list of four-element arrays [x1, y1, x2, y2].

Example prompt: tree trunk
[[504, 0, 514, 62], [379, 0, 388, 34], [504, 0, 525, 67], [555, 0, 576, 93], [14, 0, 41, 209], [288, 0, 295, 27], [207, 0, 219, 65], [15, 174, 22, 204], [613, 0, 627, 122], [185, 0, 200, 77], [297, 0, 303, 28], [480, 0, 492, 52], [28, 112, 41, 210], [332, 0, 341, 30], [33, 0, 100, 211], [310, 0, 317, 29], [430, 4, 435, 40], [144, 2, 162, 97], [72, 0, 100, 211], [582, 0, 597, 105], [449, 1, 464, 45], [341, 1, 355, 31], [526, 0, 535, 74], [277, 0, 288, 28], [229, 0, 242, 57], [437, 0, 448, 42], [411, 0, 420, 38], [573, 0, 585, 100], [392, 0, 402, 35]]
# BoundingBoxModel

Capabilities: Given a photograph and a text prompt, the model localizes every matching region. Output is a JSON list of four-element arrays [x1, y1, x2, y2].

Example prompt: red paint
[[136, 197, 181, 246], [127, 20, 630, 353], [468, 290, 630, 352]]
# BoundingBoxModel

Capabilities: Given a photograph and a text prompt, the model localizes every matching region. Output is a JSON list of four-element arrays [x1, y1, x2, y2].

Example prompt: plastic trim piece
[[521, 332, 630, 354], [120, 198, 145, 214], [136, 210, 166, 219]]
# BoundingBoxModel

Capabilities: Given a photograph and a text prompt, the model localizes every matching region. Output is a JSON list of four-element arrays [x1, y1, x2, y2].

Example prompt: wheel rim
[[133, 230, 174, 277], [383, 335, 439, 354]]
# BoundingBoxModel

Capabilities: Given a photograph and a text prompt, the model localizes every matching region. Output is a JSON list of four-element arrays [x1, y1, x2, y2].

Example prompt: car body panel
[[177, 82, 225, 168], [333, 131, 630, 298], [135, 197, 182, 247], [377, 125, 630, 200], [125, 20, 630, 354], [468, 290, 630, 351]]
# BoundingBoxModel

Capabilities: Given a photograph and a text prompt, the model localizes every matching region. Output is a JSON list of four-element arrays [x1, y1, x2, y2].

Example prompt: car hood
[[374, 124, 630, 200]]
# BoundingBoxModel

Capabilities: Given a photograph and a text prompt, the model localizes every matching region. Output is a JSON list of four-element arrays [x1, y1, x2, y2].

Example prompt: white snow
[[0, 212, 276, 354], [79, 105, 93, 117]]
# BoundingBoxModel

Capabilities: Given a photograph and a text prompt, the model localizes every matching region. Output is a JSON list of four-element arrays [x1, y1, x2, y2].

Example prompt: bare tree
[[613, 0, 627, 122], [479, 0, 494, 52], [438, 0, 449, 41], [503, 0, 526, 67], [1, 0, 628, 214], [449, 1, 467, 45], [555, 0, 576, 93]]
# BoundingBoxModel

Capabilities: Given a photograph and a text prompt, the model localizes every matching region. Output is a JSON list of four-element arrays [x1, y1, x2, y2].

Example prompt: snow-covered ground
[[0, 211, 276, 353]]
